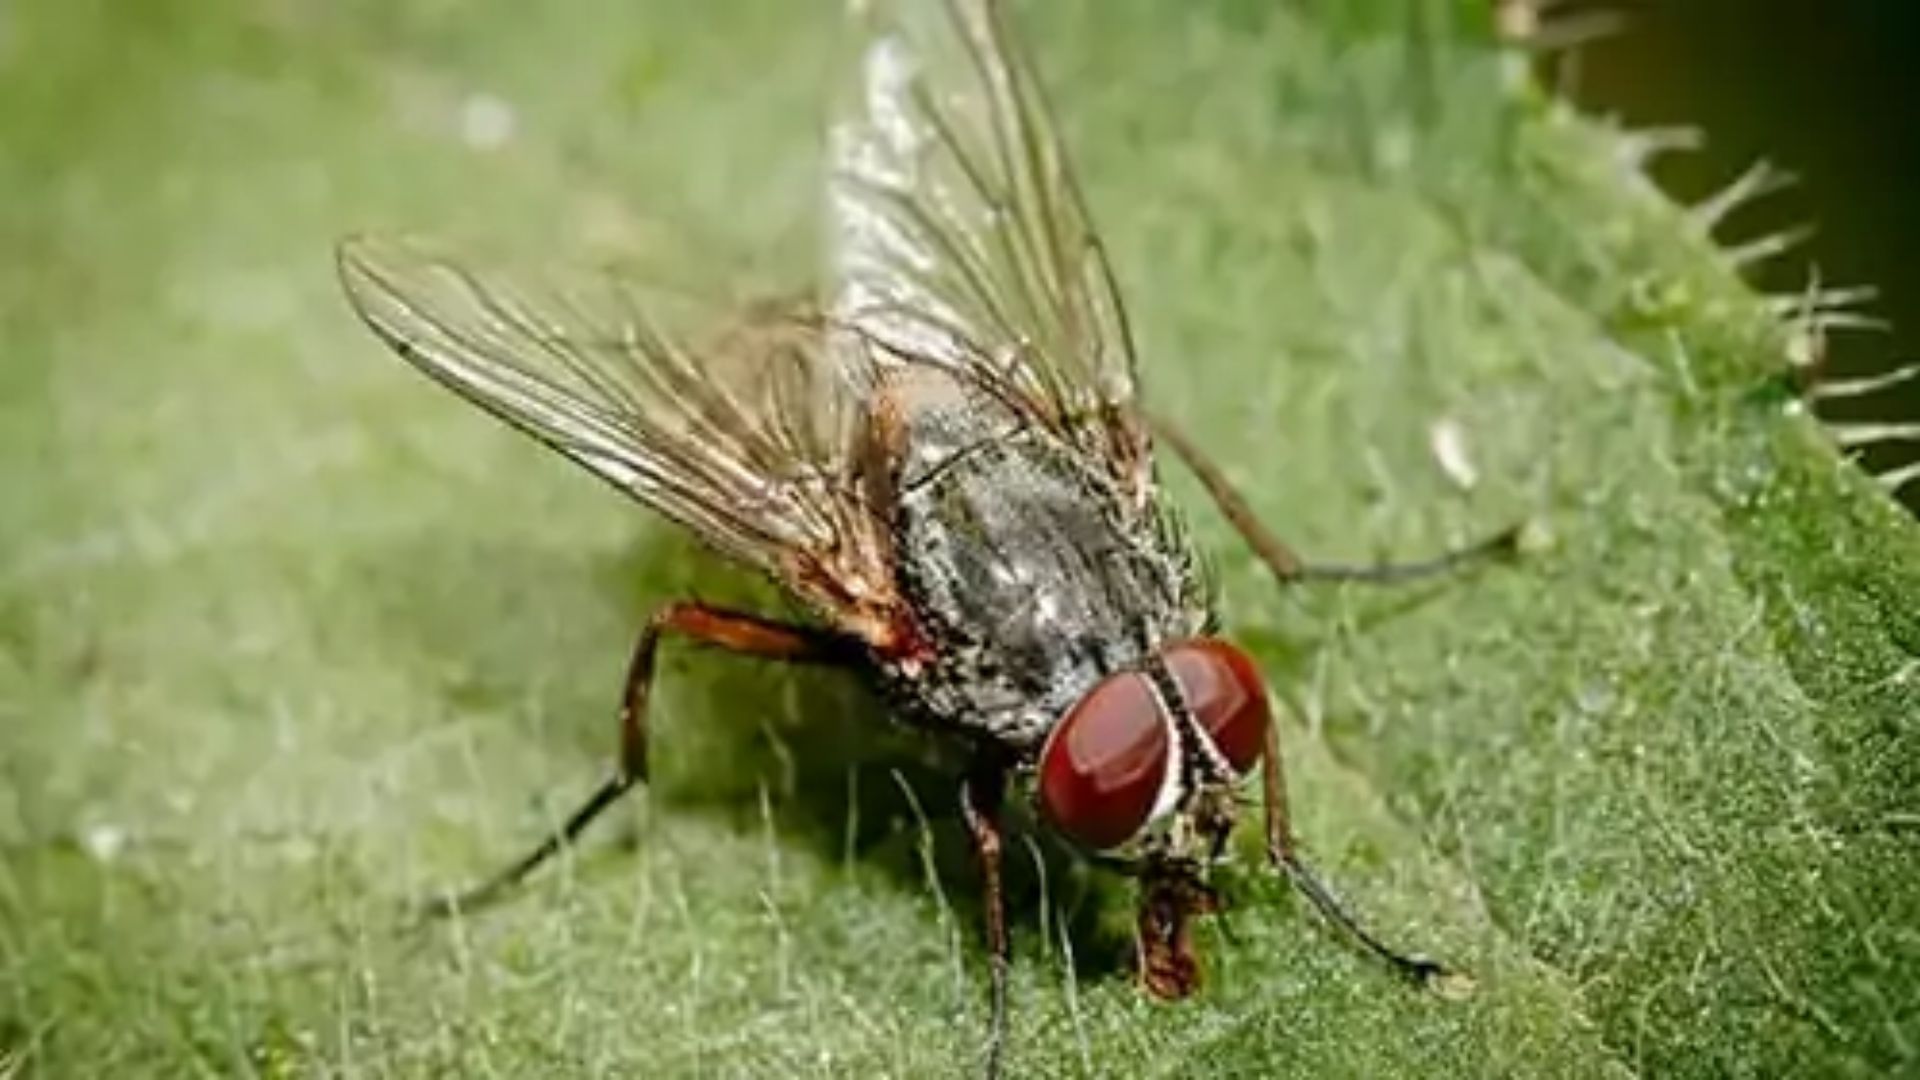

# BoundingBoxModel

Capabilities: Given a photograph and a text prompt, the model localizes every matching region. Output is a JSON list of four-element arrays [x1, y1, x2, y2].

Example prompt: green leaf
[[3, 0, 1916, 1075]]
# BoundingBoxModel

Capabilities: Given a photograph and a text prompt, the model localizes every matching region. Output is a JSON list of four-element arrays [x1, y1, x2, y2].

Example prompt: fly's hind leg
[[420, 600, 859, 917], [1149, 415, 1519, 586]]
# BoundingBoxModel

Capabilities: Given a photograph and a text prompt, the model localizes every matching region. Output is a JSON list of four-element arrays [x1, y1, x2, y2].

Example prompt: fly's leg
[[1149, 415, 1519, 585], [960, 762, 1010, 1080], [420, 601, 857, 917], [1260, 720, 1472, 996]]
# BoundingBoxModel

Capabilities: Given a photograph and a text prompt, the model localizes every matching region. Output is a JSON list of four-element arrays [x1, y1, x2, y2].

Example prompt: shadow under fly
[[586, 532, 1139, 976]]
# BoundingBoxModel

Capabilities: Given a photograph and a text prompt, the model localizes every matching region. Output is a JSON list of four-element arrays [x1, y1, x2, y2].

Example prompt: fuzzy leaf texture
[[2, 0, 1917, 1076]]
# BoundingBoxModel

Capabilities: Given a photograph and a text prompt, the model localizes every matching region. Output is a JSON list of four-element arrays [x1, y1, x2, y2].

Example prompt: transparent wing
[[829, 0, 1152, 505], [337, 236, 905, 641]]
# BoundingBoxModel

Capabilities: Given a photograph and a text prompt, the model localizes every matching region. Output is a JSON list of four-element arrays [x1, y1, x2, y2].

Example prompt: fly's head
[[1030, 638, 1271, 998]]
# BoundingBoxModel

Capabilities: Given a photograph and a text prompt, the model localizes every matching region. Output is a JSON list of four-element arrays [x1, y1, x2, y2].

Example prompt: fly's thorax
[[883, 410, 1205, 748], [883, 366, 1021, 491]]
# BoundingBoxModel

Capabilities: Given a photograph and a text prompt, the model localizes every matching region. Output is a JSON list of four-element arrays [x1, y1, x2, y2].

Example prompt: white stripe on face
[[1137, 666, 1231, 831]]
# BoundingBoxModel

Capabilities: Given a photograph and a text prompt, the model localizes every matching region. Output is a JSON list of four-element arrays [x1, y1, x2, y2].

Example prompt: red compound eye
[[1037, 672, 1171, 851], [1164, 639, 1269, 774]]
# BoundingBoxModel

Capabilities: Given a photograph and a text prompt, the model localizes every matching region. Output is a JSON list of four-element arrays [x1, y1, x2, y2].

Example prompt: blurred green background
[[1570, 0, 1920, 506]]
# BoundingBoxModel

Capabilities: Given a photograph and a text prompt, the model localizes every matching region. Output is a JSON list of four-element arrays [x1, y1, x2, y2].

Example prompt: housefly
[[338, 0, 1511, 1073]]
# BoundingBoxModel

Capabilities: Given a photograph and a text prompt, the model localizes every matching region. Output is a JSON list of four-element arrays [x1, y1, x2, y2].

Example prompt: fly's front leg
[[960, 761, 1011, 1080], [420, 601, 858, 917], [1152, 416, 1481, 991], [1259, 720, 1472, 996], [1149, 414, 1519, 586]]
